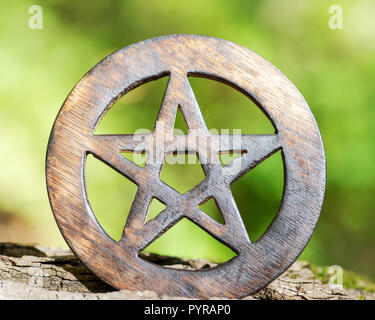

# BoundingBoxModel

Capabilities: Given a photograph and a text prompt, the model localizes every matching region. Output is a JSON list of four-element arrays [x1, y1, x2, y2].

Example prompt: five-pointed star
[[88, 73, 281, 250]]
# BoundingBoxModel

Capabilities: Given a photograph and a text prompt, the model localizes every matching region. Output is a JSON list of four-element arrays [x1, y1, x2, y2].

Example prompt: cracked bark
[[0, 243, 373, 300]]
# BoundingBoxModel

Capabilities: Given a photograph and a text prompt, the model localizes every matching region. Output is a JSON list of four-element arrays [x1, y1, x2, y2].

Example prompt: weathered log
[[0, 243, 373, 300]]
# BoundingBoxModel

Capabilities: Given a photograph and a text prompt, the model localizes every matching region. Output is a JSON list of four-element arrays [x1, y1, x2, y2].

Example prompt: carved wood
[[46, 34, 326, 299]]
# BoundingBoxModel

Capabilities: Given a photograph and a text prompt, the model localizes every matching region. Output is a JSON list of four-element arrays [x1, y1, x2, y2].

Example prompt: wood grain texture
[[45, 34, 326, 299], [3, 244, 371, 300]]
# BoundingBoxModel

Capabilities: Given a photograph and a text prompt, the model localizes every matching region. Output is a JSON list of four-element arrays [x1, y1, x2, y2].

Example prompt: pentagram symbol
[[46, 35, 326, 298]]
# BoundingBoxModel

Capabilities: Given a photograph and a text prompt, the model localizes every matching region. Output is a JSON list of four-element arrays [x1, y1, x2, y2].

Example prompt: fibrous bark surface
[[0, 243, 373, 300]]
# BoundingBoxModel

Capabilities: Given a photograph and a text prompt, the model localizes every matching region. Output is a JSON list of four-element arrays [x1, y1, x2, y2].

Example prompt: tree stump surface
[[0, 243, 373, 300]]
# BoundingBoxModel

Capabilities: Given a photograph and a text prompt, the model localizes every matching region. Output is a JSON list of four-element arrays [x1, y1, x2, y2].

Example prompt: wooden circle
[[46, 35, 326, 298]]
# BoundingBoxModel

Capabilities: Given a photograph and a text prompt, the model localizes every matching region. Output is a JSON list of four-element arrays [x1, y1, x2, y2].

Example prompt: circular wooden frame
[[46, 34, 326, 298]]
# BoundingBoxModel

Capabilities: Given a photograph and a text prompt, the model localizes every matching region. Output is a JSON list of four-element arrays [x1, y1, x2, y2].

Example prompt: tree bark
[[0, 243, 373, 300]]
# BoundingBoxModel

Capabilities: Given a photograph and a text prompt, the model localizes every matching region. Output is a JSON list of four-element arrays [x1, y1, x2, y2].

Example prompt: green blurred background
[[0, 0, 374, 279]]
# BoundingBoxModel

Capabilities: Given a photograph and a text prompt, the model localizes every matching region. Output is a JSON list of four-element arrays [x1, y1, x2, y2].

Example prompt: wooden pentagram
[[46, 35, 326, 299]]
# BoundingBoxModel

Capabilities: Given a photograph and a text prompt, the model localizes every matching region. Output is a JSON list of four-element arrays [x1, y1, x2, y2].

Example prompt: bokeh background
[[1, 0, 374, 279]]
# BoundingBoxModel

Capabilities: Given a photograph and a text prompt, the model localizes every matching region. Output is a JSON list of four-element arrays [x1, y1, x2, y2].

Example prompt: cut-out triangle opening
[[173, 106, 189, 135], [218, 150, 247, 167], [120, 150, 148, 168], [230, 150, 284, 242], [145, 198, 167, 223], [94, 75, 169, 134], [85, 154, 138, 242], [139, 218, 237, 267], [199, 197, 225, 224], [188, 75, 275, 134], [160, 153, 205, 194]]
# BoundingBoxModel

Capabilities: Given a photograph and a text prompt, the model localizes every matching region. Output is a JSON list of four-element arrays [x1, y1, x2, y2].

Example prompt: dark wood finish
[[46, 35, 326, 299]]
